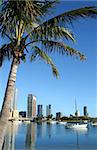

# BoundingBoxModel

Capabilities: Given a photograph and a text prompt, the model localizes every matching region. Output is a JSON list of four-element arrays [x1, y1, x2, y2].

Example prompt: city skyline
[[0, 1, 97, 117], [9, 89, 90, 117], [18, 92, 90, 117]]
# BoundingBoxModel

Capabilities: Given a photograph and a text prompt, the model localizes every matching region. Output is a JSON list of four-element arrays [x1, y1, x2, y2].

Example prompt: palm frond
[[41, 40, 86, 60], [26, 39, 85, 61], [40, 0, 57, 15], [30, 46, 59, 78], [29, 26, 76, 43], [25, 6, 97, 43], [0, 44, 12, 67], [34, 6, 97, 30]]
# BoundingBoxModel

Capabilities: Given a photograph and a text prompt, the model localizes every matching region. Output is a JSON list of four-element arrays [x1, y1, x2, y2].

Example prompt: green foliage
[[0, 43, 12, 67], [31, 46, 59, 77], [0, 0, 97, 76]]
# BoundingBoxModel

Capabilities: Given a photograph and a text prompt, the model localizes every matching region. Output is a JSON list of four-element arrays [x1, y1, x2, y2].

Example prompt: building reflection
[[74, 128, 88, 150], [3, 121, 19, 150], [36, 122, 52, 139], [36, 123, 43, 138], [46, 124, 52, 139], [26, 123, 36, 150]]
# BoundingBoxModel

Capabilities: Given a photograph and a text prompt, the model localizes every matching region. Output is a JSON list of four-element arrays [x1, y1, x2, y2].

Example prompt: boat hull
[[65, 123, 88, 129]]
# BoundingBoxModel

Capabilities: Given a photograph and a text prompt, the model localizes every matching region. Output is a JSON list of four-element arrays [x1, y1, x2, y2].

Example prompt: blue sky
[[0, 1, 97, 117]]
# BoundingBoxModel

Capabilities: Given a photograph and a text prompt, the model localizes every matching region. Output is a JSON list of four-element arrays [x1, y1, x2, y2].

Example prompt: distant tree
[[47, 114, 53, 120], [0, 0, 97, 148]]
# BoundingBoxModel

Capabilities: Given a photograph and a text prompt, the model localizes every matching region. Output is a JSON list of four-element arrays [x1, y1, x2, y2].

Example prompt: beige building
[[27, 94, 36, 118], [12, 109, 19, 118]]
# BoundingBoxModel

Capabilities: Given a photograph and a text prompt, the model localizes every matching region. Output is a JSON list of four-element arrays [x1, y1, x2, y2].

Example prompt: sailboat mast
[[75, 99, 77, 112], [75, 99, 78, 117]]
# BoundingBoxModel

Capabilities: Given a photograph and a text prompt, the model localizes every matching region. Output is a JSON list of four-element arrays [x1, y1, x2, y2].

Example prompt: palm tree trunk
[[0, 58, 19, 149]]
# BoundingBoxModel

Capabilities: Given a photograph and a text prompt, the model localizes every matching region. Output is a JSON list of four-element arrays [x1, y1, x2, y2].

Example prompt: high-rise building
[[13, 88, 18, 110], [56, 112, 62, 120], [37, 105, 43, 117], [27, 94, 36, 118], [46, 104, 51, 117], [83, 106, 88, 116], [12, 87, 19, 118]]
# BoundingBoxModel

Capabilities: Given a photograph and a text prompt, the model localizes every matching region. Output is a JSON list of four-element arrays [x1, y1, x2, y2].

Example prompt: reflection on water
[[26, 123, 36, 150], [46, 124, 52, 139], [3, 122, 97, 150], [3, 122, 19, 150], [74, 129, 88, 150], [36, 123, 43, 139]]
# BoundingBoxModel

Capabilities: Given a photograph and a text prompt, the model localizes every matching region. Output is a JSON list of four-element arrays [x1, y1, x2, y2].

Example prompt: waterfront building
[[37, 105, 43, 117], [19, 111, 26, 118], [46, 104, 51, 117], [83, 106, 88, 117], [13, 88, 18, 110], [12, 88, 19, 118], [12, 110, 19, 118], [56, 112, 62, 120], [27, 94, 36, 118]]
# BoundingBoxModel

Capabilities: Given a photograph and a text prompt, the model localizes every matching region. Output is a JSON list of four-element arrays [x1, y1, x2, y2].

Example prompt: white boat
[[23, 120, 31, 123], [47, 120, 57, 124], [91, 122, 97, 127], [58, 121, 66, 125], [65, 122, 88, 129], [50, 120, 57, 124]]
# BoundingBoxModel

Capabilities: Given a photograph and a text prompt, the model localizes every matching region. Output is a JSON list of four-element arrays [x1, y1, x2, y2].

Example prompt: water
[[3, 122, 97, 150]]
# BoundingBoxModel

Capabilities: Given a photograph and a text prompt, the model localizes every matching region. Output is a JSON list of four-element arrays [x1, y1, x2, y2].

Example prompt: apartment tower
[[27, 94, 36, 118], [37, 105, 43, 117], [83, 106, 88, 117], [46, 104, 51, 117]]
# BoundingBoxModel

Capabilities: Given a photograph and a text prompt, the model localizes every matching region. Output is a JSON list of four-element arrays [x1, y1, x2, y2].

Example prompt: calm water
[[3, 122, 97, 150]]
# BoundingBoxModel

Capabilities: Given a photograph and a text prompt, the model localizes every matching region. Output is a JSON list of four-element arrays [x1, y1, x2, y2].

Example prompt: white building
[[11, 88, 19, 118]]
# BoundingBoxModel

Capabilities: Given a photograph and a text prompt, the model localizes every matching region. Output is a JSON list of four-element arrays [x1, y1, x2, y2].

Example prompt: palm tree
[[0, 0, 97, 148]]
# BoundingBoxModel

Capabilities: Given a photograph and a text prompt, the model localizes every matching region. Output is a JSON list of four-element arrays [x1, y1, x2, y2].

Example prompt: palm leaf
[[34, 6, 97, 30], [30, 46, 59, 78], [28, 26, 76, 44], [25, 6, 97, 43], [42, 40, 86, 60], [26, 39, 85, 60], [40, 0, 57, 15], [0, 44, 12, 67]]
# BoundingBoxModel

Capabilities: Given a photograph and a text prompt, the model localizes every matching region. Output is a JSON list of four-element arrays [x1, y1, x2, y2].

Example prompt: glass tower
[[37, 105, 43, 117]]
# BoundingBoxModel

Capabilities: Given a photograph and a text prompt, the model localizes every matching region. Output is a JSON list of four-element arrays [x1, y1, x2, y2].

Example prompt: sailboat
[[65, 121, 88, 129], [65, 100, 88, 129]]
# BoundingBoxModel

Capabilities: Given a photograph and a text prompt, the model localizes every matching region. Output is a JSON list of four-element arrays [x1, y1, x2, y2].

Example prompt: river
[[3, 122, 97, 150]]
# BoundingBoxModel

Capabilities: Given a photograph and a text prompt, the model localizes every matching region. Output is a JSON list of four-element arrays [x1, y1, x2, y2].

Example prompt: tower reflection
[[3, 121, 19, 150], [46, 123, 52, 139], [26, 123, 36, 150]]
